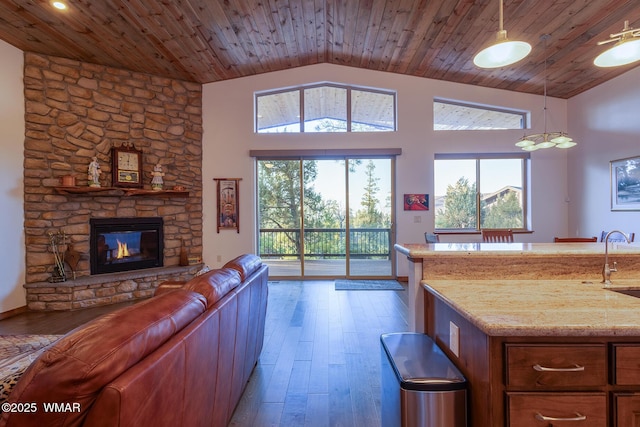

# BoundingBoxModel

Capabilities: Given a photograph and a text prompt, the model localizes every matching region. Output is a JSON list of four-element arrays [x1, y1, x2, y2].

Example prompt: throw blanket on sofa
[[0, 335, 61, 404]]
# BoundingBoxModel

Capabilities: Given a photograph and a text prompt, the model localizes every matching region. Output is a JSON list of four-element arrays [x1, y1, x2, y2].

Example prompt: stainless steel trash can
[[381, 332, 467, 427]]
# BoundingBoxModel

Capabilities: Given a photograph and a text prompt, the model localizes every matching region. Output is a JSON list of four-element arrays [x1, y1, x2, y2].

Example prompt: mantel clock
[[111, 145, 143, 188]]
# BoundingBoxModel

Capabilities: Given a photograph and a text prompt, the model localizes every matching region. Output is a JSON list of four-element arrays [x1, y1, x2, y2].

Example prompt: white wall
[[202, 63, 570, 275], [0, 40, 25, 311], [567, 66, 640, 239]]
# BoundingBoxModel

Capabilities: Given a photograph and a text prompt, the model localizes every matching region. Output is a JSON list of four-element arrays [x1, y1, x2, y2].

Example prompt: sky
[[310, 159, 392, 213]]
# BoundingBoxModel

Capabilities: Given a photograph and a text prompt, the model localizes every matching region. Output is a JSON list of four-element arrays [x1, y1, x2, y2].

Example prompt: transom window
[[434, 153, 530, 231], [255, 83, 396, 133], [434, 98, 527, 130]]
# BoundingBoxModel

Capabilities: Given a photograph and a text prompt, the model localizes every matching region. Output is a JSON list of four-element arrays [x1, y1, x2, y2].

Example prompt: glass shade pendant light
[[473, 0, 531, 68], [594, 21, 640, 67], [515, 35, 576, 151]]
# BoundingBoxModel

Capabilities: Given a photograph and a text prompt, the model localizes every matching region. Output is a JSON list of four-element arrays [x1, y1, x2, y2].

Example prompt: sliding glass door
[[303, 159, 347, 276], [257, 160, 302, 276], [257, 157, 394, 278], [348, 158, 393, 277]]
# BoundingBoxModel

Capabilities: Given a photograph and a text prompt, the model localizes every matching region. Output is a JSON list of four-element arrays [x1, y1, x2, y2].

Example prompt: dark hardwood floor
[[0, 300, 139, 335], [230, 281, 409, 427], [0, 281, 408, 426]]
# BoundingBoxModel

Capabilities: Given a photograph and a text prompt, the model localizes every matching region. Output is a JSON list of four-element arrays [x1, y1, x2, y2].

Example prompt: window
[[434, 98, 527, 130], [434, 153, 529, 231], [255, 83, 396, 133], [256, 90, 300, 133], [351, 89, 395, 131], [304, 86, 347, 132]]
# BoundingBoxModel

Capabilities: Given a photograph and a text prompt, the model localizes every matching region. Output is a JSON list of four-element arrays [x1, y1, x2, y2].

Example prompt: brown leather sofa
[[1, 254, 268, 427]]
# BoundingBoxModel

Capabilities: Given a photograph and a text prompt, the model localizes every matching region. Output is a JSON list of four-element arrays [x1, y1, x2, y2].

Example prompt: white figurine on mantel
[[88, 156, 101, 187], [151, 163, 165, 191]]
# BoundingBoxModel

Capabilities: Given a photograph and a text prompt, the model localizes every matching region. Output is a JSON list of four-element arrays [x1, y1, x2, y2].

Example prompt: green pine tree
[[482, 190, 523, 229], [435, 177, 477, 229]]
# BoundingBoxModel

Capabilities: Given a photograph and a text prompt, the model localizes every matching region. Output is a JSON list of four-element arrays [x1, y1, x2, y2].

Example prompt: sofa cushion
[[184, 268, 241, 308], [2, 290, 206, 427], [223, 254, 262, 282]]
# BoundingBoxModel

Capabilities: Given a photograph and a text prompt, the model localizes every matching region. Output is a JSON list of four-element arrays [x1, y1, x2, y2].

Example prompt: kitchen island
[[395, 242, 640, 332], [424, 279, 640, 427], [394, 242, 640, 427]]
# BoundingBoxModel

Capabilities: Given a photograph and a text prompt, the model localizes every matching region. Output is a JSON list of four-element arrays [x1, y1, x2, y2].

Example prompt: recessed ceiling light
[[52, 1, 67, 10]]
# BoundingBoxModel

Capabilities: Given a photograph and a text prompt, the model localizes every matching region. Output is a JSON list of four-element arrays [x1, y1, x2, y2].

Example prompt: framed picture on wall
[[611, 156, 640, 211], [214, 178, 241, 232], [404, 193, 429, 211]]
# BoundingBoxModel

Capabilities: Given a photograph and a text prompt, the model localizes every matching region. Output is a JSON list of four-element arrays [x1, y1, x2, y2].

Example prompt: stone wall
[[24, 266, 199, 311], [22, 52, 203, 285]]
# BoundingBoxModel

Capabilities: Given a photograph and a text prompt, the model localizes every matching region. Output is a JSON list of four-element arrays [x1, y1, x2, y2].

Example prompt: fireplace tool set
[[48, 230, 68, 283]]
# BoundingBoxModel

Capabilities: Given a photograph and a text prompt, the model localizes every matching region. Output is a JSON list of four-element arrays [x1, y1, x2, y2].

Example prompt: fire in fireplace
[[90, 217, 164, 275]]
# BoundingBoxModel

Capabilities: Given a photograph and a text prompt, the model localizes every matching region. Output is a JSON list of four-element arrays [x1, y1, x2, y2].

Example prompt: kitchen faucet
[[602, 230, 631, 286]]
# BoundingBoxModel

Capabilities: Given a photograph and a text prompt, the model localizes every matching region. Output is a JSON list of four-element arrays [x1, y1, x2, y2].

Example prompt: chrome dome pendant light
[[594, 20, 640, 67], [473, 0, 532, 68], [515, 35, 576, 151]]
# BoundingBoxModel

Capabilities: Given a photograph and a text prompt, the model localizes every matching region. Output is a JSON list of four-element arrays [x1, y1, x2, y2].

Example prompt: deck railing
[[259, 228, 391, 259]]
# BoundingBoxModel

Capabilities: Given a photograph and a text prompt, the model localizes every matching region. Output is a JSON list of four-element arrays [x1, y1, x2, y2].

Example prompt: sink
[[609, 289, 640, 298]]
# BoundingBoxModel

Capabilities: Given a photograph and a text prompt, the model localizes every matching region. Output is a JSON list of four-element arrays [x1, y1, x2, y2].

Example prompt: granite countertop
[[396, 242, 640, 258], [423, 278, 640, 337]]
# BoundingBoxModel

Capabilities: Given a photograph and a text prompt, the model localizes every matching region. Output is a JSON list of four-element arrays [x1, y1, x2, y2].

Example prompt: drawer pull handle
[[535, 412, 586, 422], [533, 363, 585, 372]]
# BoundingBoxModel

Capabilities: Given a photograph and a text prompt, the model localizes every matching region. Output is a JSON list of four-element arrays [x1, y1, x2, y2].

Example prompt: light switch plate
[[449, 321, 460, 357]]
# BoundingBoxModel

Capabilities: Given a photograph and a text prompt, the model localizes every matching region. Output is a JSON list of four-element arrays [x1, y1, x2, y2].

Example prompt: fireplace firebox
[[90, 217, 164, 275]]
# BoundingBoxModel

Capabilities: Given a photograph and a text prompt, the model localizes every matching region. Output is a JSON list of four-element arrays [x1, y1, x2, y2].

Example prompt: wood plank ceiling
[[0, 0, 639, 99]]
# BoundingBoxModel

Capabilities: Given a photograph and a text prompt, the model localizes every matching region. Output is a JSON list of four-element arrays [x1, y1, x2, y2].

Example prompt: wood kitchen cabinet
[[505, 344, 607, 426], [424, 288, 640, 427], [505, 344, 607, 388], [614, 345, 640, 427], [614, 345, 640, 385], [615, 393, 640, 426], [508, 393, 607, 427]]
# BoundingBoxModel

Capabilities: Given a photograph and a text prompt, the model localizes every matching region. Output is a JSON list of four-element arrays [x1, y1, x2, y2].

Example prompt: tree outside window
[[258, 159, 391, 258], [434, 155, 528, 231]]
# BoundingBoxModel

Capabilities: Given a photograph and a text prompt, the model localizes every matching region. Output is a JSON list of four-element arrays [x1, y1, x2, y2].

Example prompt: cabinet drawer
[[507, 392, 606, 427], [614, 393, 640, 427], [614, 345, 640, 385], [506, 344, 606, 388]]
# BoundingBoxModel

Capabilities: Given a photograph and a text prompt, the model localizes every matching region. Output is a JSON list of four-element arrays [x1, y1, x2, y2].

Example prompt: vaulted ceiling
[[1, 0, 639, 99]]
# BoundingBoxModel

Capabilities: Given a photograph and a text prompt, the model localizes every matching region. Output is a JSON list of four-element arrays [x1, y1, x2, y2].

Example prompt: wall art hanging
[[214, 178, 241, 232]]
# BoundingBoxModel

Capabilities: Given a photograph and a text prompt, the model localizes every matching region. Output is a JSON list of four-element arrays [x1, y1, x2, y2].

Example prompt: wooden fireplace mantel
[[54, 186, 189, 197]]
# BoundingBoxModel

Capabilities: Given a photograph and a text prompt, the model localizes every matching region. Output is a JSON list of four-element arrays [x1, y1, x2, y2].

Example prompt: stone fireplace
[[21, 52, 204, 310], [90, 217, 164, 275]]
